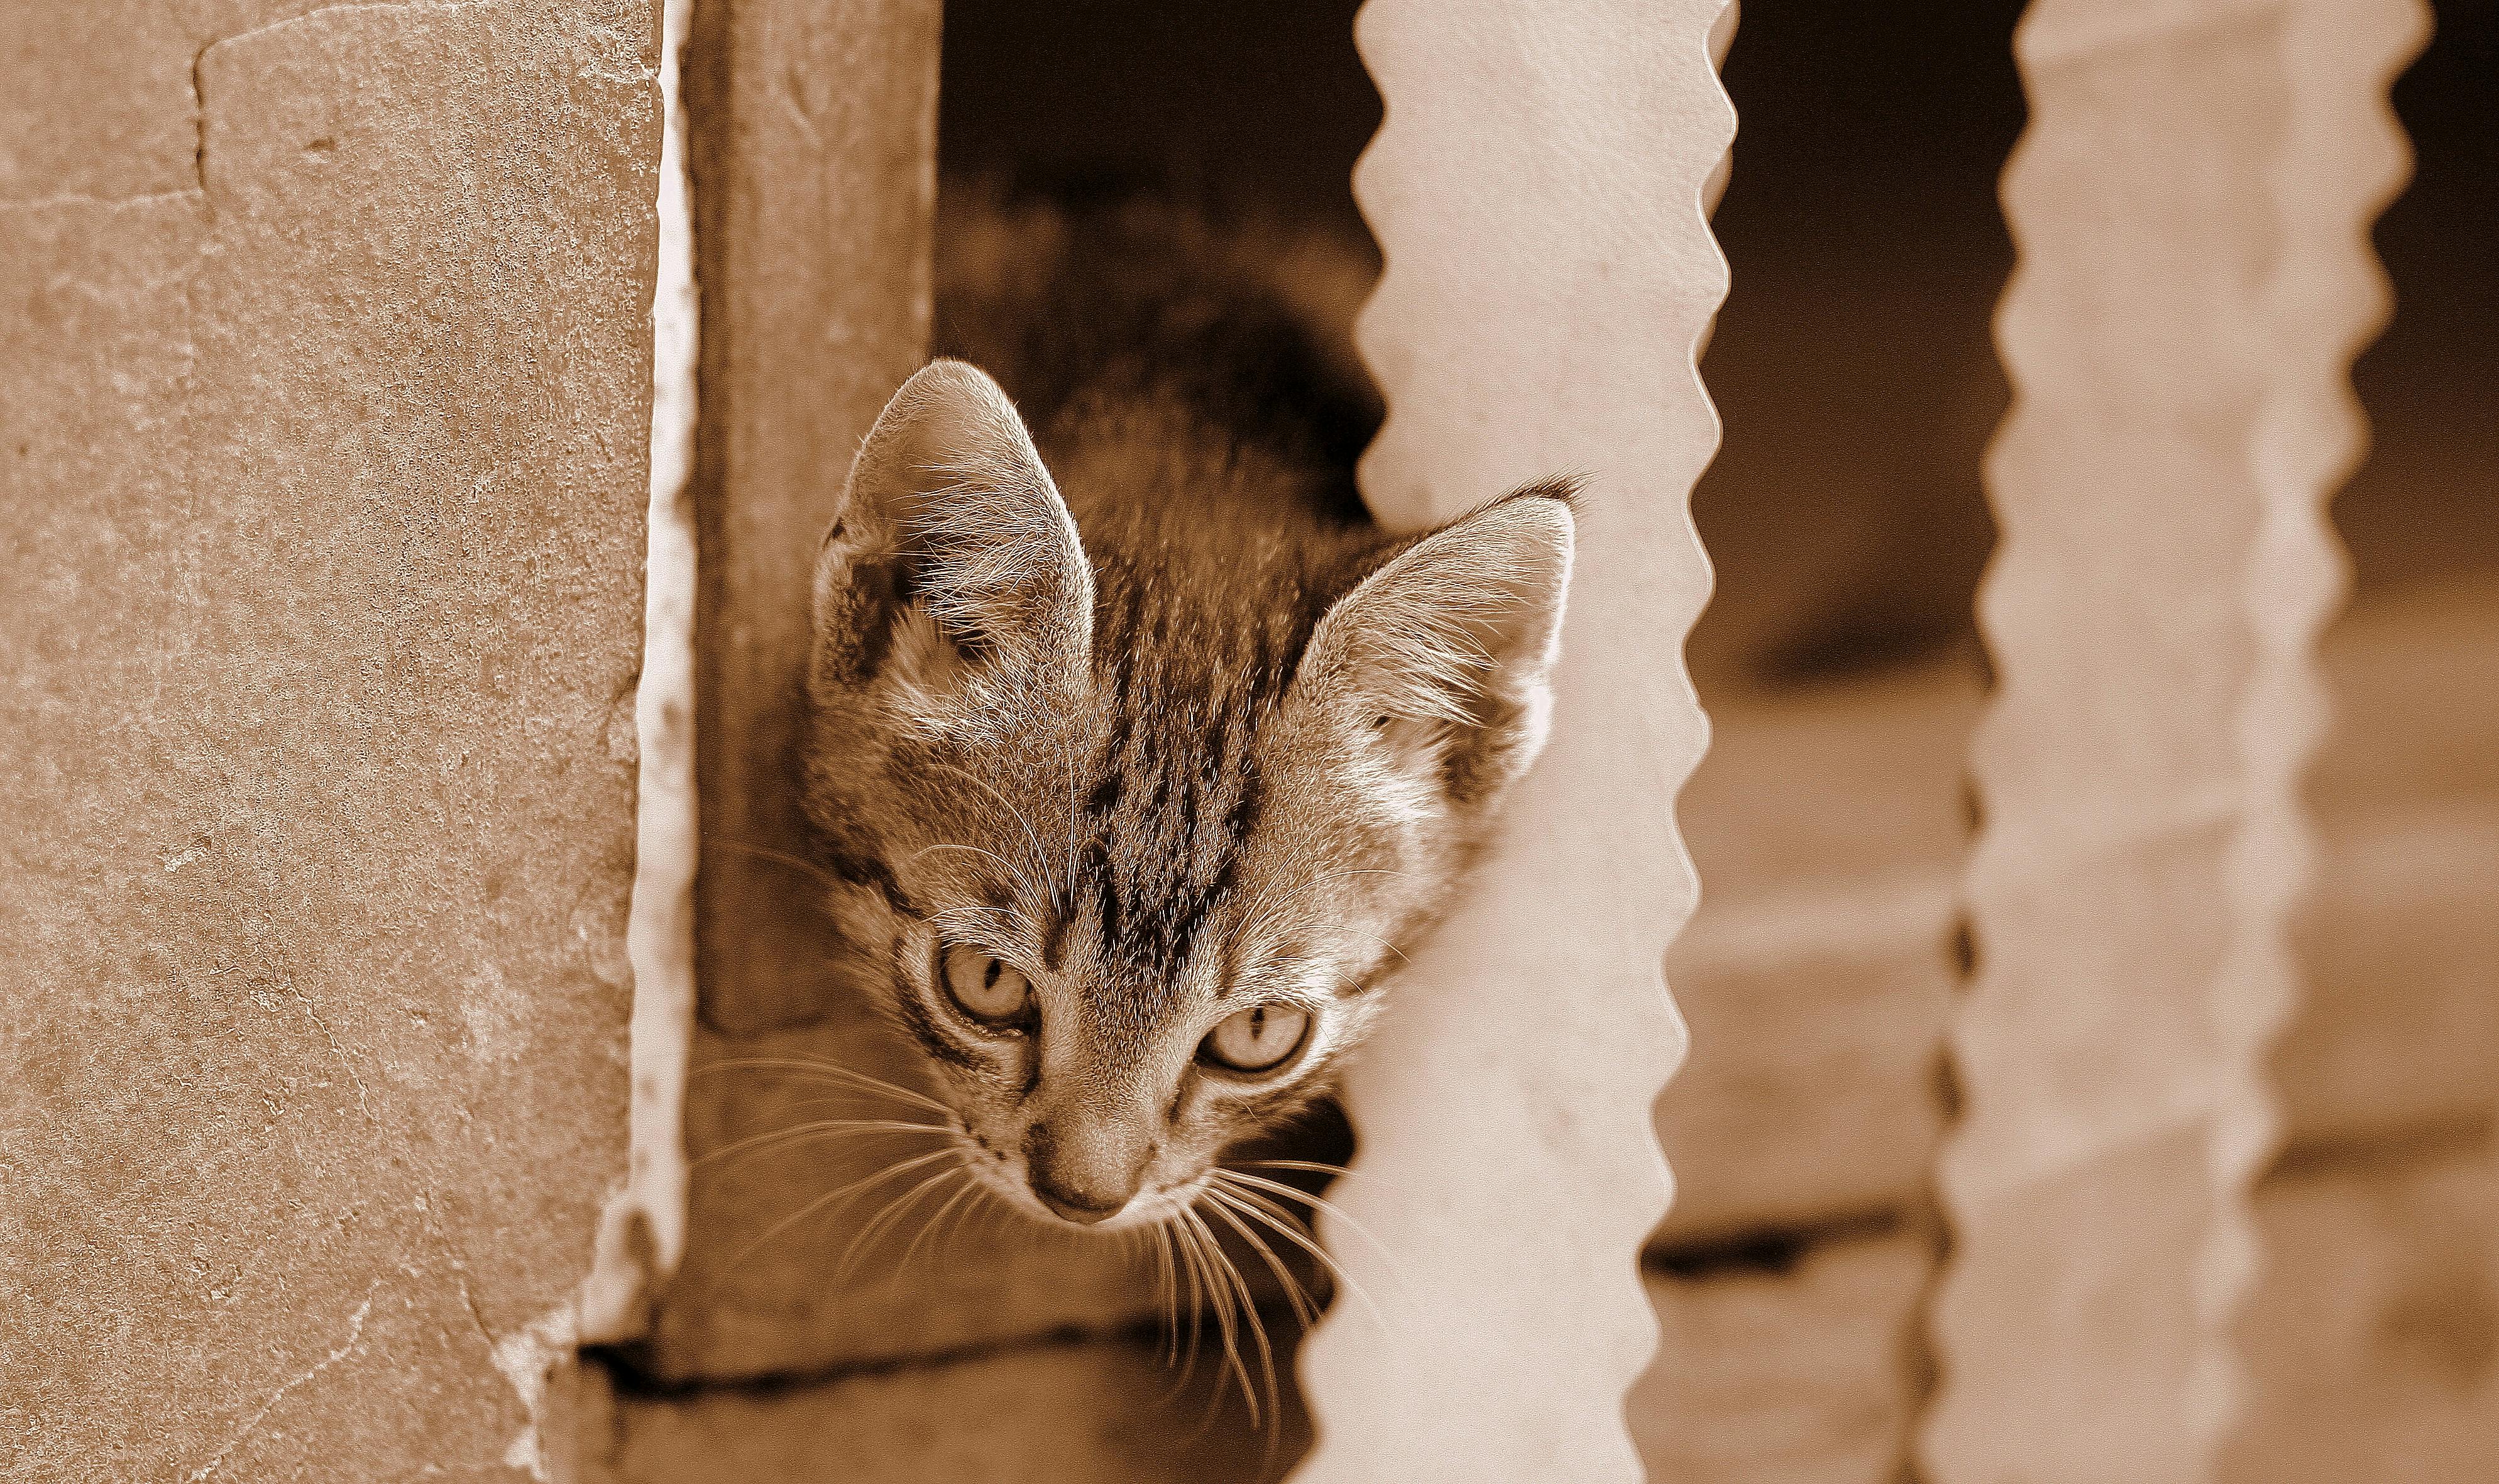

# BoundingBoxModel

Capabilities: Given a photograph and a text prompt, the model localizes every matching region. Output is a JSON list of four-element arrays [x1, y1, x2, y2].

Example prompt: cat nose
[[1031, 1172, 1124, 1224], [1023, 1121, 1150, 1224]]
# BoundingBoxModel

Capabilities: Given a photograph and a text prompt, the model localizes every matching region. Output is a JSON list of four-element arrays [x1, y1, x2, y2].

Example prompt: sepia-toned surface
[[1662, 584, 2499, 1246], [640, 0, 982, 1383], [604, 559, 2498, 1484], [0, 1, 658, 1476], [675, 0, 942, 1043], [4, 1, 2485, 1479], [617, 1333, 1310, 1484], [2227, 1135, 2499, 1484], [613, 1130, 2498, 1484], [620, 1, 2489, 1474], [1290, 2, 1731, 1480], [1926, 3, 2429, 1481], [583, 0, 703, 1348], [641, 0, 1302, 1392]]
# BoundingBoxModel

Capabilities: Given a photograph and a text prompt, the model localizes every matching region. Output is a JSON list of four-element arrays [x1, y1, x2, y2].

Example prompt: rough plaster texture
[[581, 0, 699, 1348], [1, 2, 659, 1475]]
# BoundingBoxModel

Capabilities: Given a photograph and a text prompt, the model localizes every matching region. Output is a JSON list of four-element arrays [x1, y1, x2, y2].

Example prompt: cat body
[[799, 193, 1572, 1231]]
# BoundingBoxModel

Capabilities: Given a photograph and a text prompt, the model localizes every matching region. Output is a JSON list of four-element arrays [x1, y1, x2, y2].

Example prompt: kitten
[[799, 194, 1573, 1232]]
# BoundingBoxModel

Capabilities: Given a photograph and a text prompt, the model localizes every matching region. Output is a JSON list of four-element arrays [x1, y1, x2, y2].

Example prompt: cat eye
[[1199, 1002, 1312, 1075], [940, 943, 1033, 1029]]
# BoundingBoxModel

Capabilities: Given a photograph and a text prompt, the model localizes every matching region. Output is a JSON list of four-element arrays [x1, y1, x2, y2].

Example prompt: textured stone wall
[[1, 3, 659, 1476]]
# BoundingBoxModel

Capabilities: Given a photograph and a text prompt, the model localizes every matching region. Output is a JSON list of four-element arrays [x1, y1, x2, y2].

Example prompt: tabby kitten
[[799, 198, 1573, 1231]]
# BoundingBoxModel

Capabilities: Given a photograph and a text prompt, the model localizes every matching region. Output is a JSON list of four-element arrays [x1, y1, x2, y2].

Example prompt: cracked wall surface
[[1, 2, 660, 1476]]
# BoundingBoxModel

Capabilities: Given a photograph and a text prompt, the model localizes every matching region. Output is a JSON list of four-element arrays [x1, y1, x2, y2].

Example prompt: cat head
[[801, 359, 1571, 1230]]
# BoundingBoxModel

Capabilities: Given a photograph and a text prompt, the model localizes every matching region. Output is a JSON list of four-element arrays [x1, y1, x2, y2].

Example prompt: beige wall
[[1, 3, 659, 1476]]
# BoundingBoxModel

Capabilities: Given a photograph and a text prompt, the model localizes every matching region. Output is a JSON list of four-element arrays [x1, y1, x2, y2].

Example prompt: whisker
[[943, 1177, 1011, 1281], [913, 839, 1052, 913], [894, 1173, 979, 1279], [1178, 1209, 1253, 1427], [1231, 863, 1416, 962], [1215, 1169, 1407, 1292], [1145, 1218, 1184, 1368], [837, 1160, 967, 1284], [1053, 699, 1082, 912], [1236, 1158, 1354, 1180], [1167, 1216, 1236, 1437], [1209, 1177, 1393, 1327], [1195, 1201, 1307, 1470], [931, 1174, 982, 1260], [693, 1057, 953, 1117], [909, 840, 1013, 872], [1184, 1206, 1272, 1431], [702, 835, 847, 892], [691, 1117, 948, 1170], [939, 1175, 995, 1263], [911, 840, 1048, 902], [1203, 1201, 1300, 1476], [779, 1091, 945, 1118], [1202, 1187, 1318, 1329], [724, 1146, 958, 1271], [1163, 1214, 1214, 1407], [828, 1186, 926, 1285], [927, 759, 1063, 910]]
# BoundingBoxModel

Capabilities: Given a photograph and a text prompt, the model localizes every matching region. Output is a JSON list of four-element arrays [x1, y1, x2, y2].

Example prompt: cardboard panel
[[1291, 3, 1733, 1480], [1925, 4, 2429, 1480]]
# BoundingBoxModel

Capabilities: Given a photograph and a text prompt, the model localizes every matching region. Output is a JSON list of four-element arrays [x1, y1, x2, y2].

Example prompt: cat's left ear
[[1299, 483, 1575, 803], [815, 359, 1093, 699]]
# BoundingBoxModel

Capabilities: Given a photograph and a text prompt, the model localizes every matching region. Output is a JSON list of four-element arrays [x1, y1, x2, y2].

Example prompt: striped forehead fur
[[1071, 553, 1319, 981]]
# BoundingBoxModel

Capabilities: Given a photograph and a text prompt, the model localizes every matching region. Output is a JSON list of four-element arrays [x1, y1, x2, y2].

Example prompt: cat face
[[800, 360, 1571, 1230]]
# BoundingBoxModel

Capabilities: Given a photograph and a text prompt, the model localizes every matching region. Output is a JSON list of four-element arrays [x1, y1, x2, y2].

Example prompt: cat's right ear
[[812, 360, 1093, 706], [1294, 486, 1574, 807]]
